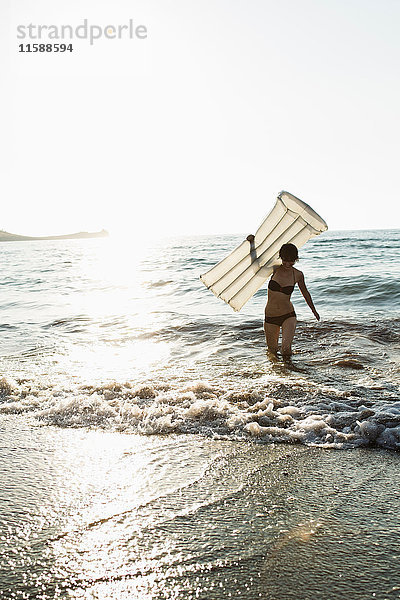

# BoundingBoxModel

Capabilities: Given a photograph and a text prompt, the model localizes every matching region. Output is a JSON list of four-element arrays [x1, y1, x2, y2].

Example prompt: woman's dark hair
[[279, 243, 299, 262]]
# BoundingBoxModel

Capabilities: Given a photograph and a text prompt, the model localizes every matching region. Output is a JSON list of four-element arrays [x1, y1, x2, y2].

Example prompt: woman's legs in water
[[281, 316, 297, 356], [264, 322, 280, 354]]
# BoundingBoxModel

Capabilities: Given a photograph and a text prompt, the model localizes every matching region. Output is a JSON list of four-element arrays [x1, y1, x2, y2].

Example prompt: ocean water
[[1, 229, 400, 599], [1, 229, 399, 449]]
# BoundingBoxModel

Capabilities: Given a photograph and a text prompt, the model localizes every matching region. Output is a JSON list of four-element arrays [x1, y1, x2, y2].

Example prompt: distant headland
[[0, 229, 109, 242]]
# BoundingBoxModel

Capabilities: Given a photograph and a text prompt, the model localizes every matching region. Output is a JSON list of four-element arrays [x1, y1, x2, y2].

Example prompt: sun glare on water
[[58, 341, 170, 384], [51, 232, 172, 384]]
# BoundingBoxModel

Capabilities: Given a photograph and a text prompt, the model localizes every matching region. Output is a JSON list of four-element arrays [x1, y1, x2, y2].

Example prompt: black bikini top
[[268, 268, 296, 296]]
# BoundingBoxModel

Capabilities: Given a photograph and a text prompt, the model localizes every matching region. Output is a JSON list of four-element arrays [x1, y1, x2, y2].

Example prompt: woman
[[260, 241, 319, 356]]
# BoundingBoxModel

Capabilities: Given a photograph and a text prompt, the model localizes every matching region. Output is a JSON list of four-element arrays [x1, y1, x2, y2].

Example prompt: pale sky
[[1, 0, 399, 237]]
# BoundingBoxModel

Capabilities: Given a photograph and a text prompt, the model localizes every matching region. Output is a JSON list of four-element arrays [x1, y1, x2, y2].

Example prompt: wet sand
[[1, 415, 399, 599]]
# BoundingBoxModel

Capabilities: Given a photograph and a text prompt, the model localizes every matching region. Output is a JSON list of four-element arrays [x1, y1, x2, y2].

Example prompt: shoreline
[[1, 414, 399, 599]]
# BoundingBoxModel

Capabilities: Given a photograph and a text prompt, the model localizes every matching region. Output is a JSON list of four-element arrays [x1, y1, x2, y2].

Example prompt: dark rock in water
[[333, 359, 364, 370]]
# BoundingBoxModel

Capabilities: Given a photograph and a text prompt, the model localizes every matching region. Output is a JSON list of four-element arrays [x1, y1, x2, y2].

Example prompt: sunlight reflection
[[80, 237, 148, 289], [58, 340, 170, 383], [69, 237, 165, 329], [42, 432, 205, 599]]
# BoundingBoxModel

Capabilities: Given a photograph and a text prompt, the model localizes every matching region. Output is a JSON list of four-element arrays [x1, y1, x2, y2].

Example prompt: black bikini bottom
[[265, 311, 296, 327]]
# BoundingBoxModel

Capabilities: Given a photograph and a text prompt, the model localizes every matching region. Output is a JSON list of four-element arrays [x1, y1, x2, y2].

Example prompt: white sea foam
[[1, 377, 399, 450]]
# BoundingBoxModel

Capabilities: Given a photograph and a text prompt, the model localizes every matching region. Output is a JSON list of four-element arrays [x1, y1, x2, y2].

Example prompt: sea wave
[[311, 276, 400, 305], [1, 377, 400, 450]]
